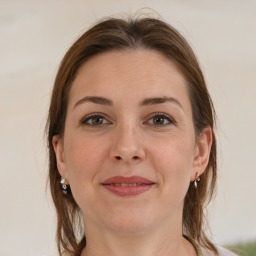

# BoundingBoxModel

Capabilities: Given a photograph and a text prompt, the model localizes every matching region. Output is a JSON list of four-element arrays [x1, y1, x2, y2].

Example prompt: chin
[[104, 209, 155, 234]]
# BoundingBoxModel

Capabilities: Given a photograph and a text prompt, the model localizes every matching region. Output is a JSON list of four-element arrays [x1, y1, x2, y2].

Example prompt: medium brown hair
[[46, 16, 218, 256]]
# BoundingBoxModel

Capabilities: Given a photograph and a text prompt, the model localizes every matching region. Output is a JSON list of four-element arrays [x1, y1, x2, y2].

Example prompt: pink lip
[[102, 176, 154, 185], [101, 176, 155, 197]]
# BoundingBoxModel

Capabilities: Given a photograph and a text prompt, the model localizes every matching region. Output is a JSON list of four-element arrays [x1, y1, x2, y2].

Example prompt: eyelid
[[80, 112, 112, 125], [79, 112, 176, 127], [144, 112, 176, 126]]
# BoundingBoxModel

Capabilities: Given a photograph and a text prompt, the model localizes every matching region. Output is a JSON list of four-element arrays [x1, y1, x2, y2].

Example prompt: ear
[[52, 135, 68, 180], [191, 126, 212, 181]]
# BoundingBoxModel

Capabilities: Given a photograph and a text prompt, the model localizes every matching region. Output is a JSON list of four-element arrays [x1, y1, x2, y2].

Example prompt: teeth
[[111, 183, 143, 187]]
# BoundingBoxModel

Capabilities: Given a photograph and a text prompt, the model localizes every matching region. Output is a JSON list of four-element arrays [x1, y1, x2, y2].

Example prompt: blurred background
[[0, 0, 255, 255]]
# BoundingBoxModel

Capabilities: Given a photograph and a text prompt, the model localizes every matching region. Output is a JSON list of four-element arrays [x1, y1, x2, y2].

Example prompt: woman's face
[[53, 49, 212, 233]]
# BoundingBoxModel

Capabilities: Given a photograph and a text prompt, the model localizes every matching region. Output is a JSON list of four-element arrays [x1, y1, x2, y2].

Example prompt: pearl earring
[[60, 178, 70, 195], [194, 173, 200, 189]]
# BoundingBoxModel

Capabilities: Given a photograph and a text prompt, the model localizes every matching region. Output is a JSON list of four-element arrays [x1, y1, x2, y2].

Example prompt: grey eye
[[90, 116, 104, 125], [81, 114, 109, 126], [152, 116, 166, 125], [147, 114, 174, 126]]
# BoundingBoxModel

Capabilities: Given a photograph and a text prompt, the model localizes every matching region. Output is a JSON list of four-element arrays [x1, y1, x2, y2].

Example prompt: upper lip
[[101, 176, 155, 185]]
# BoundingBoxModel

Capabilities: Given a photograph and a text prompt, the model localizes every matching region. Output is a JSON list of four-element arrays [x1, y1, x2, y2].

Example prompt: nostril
[[114, 156, 139, 161]]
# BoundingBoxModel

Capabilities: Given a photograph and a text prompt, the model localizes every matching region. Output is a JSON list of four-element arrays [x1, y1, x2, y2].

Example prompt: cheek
[[64, 135, 107, 188], [150, 136, 194, 196], [63, 135, 111, 211]]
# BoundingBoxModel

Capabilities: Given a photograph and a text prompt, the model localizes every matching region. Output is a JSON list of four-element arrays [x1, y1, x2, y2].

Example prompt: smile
[[109, 183, 144, 187], [101, 176, 155, 196]]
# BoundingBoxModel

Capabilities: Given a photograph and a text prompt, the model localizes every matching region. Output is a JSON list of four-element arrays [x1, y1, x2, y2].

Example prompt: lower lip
[[102, 184, 154, 196]]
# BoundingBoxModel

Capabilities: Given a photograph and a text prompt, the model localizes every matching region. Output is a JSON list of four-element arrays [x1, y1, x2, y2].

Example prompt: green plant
[[223, 240, 256, 256]]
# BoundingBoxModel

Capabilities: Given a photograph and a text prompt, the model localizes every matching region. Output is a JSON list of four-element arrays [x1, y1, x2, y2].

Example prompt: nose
[[109, 122, 145, 164]]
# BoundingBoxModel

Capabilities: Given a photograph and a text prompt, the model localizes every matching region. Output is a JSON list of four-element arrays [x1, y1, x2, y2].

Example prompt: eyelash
[[80, 112, 176, 127]]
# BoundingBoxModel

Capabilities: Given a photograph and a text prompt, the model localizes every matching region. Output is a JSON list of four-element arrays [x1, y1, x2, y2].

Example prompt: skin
[[53, 49, 212, 256]]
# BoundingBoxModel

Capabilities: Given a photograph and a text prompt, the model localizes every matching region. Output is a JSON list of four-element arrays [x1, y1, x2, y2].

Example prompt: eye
[[146, 113, 175, 126], [80, 113, 110, 126]]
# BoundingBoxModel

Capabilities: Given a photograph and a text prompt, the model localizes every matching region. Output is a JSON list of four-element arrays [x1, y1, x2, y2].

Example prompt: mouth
[[105, 183, 150, 187], [101, 176, 155, 196]]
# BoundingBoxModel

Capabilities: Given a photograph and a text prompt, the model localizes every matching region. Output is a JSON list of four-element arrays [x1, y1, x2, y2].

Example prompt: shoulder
[[201, 246, 239, 256]]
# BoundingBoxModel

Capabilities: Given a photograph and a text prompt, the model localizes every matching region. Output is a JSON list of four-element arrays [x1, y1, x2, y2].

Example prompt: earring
[[194, 173, 200, 189], [60, 178, 70, 195]]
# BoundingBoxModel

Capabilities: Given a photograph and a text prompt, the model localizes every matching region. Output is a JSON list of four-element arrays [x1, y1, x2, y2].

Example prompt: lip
[[102, 175, 154, 185], [101, 176, 155, 197]]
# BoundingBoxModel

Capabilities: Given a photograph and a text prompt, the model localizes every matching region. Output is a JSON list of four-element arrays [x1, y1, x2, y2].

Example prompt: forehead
[[69, 49, 191, 110]]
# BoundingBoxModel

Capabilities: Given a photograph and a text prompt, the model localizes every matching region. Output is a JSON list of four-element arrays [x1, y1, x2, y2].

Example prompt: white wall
[[1, 1, 255, 255]]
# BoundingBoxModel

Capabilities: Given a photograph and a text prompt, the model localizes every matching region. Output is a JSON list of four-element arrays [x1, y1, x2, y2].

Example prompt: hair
[[46, 15, 218, 256]]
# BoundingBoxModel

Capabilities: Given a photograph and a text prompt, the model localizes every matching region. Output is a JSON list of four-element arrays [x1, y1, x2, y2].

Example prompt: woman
[[46, 16, 237, 256]]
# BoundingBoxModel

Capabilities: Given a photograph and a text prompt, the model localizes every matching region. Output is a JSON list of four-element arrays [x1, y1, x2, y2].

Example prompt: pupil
[[92, 117, 102, 125], [154, 116, 164, 125]]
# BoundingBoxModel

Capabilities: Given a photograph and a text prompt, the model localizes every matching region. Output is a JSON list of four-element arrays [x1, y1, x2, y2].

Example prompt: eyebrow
[[73, 96, 183, 110], [74, 96, 113, 109], [139, 97, 183, 109]]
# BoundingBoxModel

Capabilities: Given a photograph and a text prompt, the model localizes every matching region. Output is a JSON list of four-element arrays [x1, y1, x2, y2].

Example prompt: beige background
[[0, 0, 256, 255]]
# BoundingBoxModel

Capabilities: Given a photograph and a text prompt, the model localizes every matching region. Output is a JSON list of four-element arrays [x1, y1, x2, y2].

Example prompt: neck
[[80, 215, 197, 256]]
